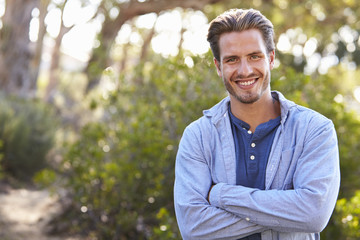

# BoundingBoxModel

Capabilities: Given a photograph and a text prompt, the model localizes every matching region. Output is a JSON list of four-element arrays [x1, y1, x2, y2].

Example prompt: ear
[[269, 50, 275, 70], [214, 58, 222, 77]]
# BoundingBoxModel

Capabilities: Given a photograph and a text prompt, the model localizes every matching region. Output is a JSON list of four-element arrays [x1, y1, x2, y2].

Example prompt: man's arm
[[174, 125, 268, 240], [209, 120, 340, 233]]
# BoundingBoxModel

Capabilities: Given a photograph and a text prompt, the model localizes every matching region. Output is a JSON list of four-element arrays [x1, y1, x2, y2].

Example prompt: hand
[[207, 184, 215, 203]]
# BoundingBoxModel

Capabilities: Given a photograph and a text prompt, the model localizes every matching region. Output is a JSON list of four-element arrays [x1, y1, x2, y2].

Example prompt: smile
[[237, 79, 256, 86]]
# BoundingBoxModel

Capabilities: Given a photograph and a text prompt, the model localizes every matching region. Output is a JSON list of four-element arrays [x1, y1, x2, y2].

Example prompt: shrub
[[0, 94, 57, 180], [334, 191, 360, 240], [53, 52, 360, 239], [59, 52, 225, 239]]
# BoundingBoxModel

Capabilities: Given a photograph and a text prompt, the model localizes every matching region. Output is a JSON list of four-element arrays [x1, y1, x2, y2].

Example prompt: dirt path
[[0, 185, 80, 240]]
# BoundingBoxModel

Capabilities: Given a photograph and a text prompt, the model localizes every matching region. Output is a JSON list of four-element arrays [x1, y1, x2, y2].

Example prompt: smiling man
[[174, 9, 340, 240]]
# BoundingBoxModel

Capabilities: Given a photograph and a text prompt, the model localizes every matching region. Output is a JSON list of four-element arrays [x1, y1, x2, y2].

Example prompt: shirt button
[[245, 217, 250, 221], [251, 143, 256, 148], [250, 155, 255, 160], [247, 130, 252, 134]]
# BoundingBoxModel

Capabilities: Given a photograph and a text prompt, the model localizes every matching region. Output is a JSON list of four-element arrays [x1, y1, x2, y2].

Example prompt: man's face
[[214, 29, 275, 104]]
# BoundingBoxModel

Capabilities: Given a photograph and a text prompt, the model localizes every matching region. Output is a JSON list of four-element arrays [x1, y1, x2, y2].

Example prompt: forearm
[[174, 125, 269, 239], [209, 181, 339, 233], [174, 158, 269, 239], [209, 123, 340, 233], [175, 180, 268, 239]]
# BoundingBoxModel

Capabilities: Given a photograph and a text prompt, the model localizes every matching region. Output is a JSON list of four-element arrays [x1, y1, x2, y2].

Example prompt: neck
[[230, 92, 280, 132]]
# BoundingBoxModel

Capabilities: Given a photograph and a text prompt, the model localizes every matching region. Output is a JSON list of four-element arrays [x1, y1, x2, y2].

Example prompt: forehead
[[218, 29, 267, 58]]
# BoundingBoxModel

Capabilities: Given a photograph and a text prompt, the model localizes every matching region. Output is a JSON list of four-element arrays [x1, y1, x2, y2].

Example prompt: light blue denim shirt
[[174, 91, 340, 240]]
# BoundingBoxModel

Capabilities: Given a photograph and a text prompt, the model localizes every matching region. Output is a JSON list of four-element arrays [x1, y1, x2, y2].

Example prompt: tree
[[0, 0, 38, 98], [30, 0, 51, 87], [46, 51, 224, 239], [31, 1, 360, 238], [84, 0, 224, 93], [44, 48, 360, 239], [45, 0, 74, 103], [203, 0, 360, 74]]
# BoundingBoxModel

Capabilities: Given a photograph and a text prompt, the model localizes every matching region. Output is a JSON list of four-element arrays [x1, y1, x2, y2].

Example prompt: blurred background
[[0, 0, 359, 239]]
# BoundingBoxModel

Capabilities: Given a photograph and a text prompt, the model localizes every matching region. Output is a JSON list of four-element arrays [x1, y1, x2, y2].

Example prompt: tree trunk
[[84, 14, 124, 93], [139, 21, 157, 61], [84, 0, 224, 93], [45, 23, 71, 103], [30, 0, 50, 87], [44, 0, 73, 103], [0, 0, 38, 98]]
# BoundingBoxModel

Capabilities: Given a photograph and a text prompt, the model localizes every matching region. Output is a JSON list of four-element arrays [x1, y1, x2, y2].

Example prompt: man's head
[[207, 9, 276, 105], [207, 8, 275, 63]]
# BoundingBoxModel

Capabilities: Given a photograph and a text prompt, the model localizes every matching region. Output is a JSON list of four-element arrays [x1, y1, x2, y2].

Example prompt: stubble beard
[[223, 72, 270, 104]]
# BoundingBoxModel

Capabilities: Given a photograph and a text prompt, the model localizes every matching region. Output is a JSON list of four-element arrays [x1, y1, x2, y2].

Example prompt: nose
[[237, 60, 252, 77]]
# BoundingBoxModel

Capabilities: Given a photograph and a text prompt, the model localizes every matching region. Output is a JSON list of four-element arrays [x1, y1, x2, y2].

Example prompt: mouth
[[237, 79, 256, 86], [234, 78, 258, 88]]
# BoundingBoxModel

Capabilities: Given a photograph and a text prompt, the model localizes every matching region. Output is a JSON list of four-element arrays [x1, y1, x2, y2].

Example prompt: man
[[174, 8, 340, 240]]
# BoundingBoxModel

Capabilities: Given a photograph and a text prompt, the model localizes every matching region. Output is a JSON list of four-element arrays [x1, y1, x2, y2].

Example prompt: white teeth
[[238, 80, 256, 86]]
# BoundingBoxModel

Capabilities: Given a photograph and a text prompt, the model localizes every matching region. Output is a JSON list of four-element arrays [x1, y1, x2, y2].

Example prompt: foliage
[[272, 66, 360, 199], [334, 191, 360, 240], [205, 0, 360, 75], [0, 140, 4, 180], [45, 46, 360, 239], [0, 0, 358, 239], [17, 0, 360, 238], [58, 51, 225, 239], [271, 64, 360, 239], [0, 95, 57, 180]]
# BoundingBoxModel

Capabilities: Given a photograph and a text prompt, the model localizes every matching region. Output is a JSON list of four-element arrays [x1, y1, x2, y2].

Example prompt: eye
[[250, 55, 260, 60], [225, 57, 237, 63]]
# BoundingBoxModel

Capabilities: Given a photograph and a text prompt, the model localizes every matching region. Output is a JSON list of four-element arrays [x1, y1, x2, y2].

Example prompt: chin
[[233, 93, 260, 104]]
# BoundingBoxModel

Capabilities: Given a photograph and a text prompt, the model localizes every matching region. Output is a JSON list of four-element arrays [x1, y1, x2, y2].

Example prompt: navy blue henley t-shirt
[[229, 107, 281, 240]]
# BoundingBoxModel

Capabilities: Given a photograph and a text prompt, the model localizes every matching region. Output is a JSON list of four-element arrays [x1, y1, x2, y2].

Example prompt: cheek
[[223, 66, 237, 77], [256, 62, 271, 74]]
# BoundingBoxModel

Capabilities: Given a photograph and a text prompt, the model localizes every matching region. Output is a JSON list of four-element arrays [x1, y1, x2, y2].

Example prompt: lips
[[237, 79, 256, 86], [234, 78, 258, 88]]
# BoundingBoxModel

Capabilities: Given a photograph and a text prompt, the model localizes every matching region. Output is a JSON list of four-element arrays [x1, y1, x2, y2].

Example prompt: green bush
[[334, 191, 360, 240], [58, 52, 225, 239], [0, 95, 57, 180], [272, 67, 360, 239], [55, 52, 360, 239]]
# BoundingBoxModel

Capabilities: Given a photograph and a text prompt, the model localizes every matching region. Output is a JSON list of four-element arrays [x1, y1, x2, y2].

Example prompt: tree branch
[[118, 0, 224, 25]]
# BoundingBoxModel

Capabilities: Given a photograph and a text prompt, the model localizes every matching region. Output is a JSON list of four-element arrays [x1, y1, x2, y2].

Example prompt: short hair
[[207, 8, 275, 62]]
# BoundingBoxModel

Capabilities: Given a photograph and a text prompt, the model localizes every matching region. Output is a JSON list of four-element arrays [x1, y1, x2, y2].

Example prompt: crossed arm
[[174, 121, 340, 239]]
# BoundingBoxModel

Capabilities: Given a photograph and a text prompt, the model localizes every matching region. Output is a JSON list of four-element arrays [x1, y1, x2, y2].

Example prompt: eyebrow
[[222, 55, 238, 61], [222, 51, 265, 61], [247, 51, 265, 56]]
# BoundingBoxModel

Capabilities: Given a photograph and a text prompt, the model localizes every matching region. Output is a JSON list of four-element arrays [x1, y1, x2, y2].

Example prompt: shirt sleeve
[[174, 124, 269, 240], [209, 119, 340, 233]]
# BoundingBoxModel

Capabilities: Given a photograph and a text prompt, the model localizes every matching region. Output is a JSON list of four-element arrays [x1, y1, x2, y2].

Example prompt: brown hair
[[207, 8, 275, 62]]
